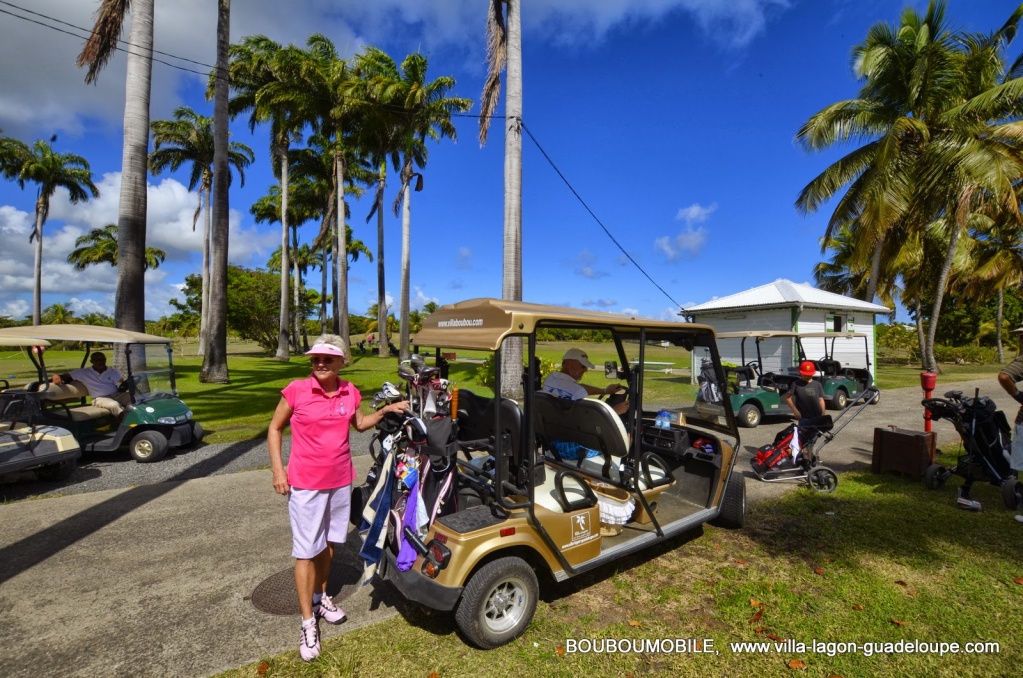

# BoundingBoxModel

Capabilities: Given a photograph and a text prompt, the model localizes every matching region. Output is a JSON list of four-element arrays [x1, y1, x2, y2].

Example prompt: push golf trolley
[[749, 386, 879, 492]]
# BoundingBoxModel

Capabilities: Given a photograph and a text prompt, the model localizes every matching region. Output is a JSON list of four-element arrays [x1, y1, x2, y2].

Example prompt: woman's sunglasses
[[310, 356, 339, 364]]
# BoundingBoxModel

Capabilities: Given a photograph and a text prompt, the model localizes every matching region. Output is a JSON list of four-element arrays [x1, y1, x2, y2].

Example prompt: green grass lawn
[[216, 467, 1023, 678]]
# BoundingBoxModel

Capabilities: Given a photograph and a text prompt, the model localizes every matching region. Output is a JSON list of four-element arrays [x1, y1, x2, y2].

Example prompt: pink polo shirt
[[281, 375, 362, 490]]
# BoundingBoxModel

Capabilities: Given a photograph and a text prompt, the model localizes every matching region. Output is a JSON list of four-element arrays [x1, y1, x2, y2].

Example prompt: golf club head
[[397, 363, 417, 382]]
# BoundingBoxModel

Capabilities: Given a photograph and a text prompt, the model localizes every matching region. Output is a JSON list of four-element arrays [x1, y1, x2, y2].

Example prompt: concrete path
[[0, 378, 1010, 677]]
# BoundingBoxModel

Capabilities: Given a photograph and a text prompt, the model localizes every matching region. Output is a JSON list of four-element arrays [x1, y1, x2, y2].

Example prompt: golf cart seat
[[534, 393, 673, 521], [818, 358, 841, 377], [36, 381, 110, 422]]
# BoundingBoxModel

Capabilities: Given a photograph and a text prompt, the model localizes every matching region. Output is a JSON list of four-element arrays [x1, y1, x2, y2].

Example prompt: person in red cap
[[782, 360, 825, 423], [266, 334, 408, 661]]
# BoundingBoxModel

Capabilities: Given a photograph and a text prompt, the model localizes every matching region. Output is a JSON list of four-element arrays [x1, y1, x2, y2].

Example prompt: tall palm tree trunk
[[399, 169, 412, 360], [291, 223, 301, 350], [335, 151, 350, 343], [198, 186, 211, 355], [925, 193, 972, 373], [201, 0, 231, 383], [31, 204, 44, 325], [866, 235, 885, 303], [114, 0, 153, 337], [997, 288, 1005, 363], [499, 0, 523, 399], [376, 168, 389, 358], [320, 244, 328, 335], [275, 140, 291, 361]]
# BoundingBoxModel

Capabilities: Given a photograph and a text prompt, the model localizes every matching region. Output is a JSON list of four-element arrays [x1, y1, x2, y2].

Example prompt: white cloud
[[675, 202, 717, 226], [411, 286, 438, 311], [581, 298, 617, 308]]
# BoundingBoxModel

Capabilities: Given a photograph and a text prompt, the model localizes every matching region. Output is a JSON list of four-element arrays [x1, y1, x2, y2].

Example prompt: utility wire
[[520, 120, 684, 313]]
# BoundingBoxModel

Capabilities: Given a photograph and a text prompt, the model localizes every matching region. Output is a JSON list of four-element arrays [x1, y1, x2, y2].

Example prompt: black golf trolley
[[750, 386, 879, 493], [923, 389, 1023, 510]]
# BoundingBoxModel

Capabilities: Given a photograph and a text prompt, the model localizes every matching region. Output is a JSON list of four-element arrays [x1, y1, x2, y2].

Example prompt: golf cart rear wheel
[[130, 430, 168, 463], [808, 467, 838, 493], [870, 389, 880, 405], [1000, 476, 1022, 510], [455, 556, 538, 649], [924, 464, 947, 490], [712, 471, 746, 528], [831, 390, 849, 410], [737, 403, 762, 428]]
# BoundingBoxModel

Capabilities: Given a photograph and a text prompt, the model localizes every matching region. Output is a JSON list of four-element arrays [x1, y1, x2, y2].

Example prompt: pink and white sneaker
[[299, 620, 320, 661], [315, 594, 348, 625]]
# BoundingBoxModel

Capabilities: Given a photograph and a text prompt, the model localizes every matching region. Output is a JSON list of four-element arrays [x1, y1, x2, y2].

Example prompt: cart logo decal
[[561, 513, 597, 549]]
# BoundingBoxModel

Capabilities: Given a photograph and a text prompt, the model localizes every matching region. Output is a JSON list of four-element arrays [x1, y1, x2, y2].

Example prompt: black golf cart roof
[[0, 325, 171, 345], [413, 298, 718, 351]]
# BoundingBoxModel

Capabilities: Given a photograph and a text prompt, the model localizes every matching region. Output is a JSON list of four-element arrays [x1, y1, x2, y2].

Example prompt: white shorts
[[288, 485, 352, 559]]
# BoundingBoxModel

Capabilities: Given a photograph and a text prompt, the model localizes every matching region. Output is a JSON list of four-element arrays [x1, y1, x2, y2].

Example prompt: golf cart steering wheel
[[117, 375, 142, 393], [600, 387, 628, 411]]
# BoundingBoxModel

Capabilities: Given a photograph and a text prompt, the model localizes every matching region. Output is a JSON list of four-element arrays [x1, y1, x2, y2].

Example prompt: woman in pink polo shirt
[[267, 334, 408, 662]]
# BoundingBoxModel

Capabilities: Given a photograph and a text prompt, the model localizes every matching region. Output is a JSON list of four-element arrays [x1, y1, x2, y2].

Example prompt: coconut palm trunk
[[201, 0, 231, 383], [335, 152, 350, 342], [399, 171, 412, 359], [375, 165, 389, 358], [276, 139, 291, 360], [113, 0, 154, 336], [31, 202, 45, 325], [500, 0, 524, 399], [199, 185, 211, 355]]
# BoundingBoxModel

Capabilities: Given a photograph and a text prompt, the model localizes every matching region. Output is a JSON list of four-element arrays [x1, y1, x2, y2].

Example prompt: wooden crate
[[871, 428, 936, 478]]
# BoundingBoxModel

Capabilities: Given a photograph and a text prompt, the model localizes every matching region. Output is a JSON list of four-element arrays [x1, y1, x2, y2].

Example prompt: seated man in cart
[[542, 348, 627, 413], [51, 351, 131, 419]]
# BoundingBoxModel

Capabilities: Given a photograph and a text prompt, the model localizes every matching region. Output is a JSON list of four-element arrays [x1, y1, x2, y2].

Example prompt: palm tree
[[796, 1, 1023, 371], [299, 35, 365, 342], [149, 106, 253, 355], [224, 36, 309, 361], [8, 139, 99, 324], [77, 0, 154, 336], [42, 303, 76, 325], [368, 49, 471, 359], [480, 0, 524, 398], [67, 223, 166, 271], [351, 47, 402, 359], [204, 0, 232, 383]]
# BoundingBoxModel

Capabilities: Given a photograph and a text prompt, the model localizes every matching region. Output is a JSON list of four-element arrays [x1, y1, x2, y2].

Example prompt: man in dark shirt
[[782, 360, 825, 422], [996, 327, 1023, 521]]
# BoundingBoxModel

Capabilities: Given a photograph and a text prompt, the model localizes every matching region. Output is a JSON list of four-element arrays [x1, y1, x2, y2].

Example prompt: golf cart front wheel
[[129, 430, 169, 463], [455, 556, 538, 649], [831, 390, 849, 410], [1000, 476, 1022, 510], [924, 464, 948, 490], [711, 471, 746, 528], [807, 467, 838, 493], [737, 403, 761, 428]]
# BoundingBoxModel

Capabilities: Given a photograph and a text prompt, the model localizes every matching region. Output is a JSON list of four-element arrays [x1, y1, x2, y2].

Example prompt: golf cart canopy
[[414, 297, 718, 351], [0, 325, 171, 344], [0, 336, 51, 348]]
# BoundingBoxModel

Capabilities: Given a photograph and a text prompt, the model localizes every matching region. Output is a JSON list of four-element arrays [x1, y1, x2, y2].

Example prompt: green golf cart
[[794, 331, 879, 409], [715, 331, 803, 428], [0, 325, 203, 462]]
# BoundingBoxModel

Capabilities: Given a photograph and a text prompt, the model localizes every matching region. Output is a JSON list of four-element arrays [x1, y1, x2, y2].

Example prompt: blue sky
[[0, 0, 1016, 325]]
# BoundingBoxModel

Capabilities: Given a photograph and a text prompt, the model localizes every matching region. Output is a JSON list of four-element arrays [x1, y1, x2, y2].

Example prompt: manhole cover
[[251, 560, 362, 616]]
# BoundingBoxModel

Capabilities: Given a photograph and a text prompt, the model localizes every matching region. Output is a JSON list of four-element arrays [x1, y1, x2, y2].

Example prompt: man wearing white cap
[[996, 326, 1023, 521], [542, 348, 628, 415]]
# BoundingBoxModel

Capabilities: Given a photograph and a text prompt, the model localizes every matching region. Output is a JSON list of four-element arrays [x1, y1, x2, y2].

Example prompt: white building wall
[[696, 307, 877, 381]]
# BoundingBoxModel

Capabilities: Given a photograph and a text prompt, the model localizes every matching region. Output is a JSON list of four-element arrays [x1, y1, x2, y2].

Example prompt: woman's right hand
[[271, 467, 289, 495]]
